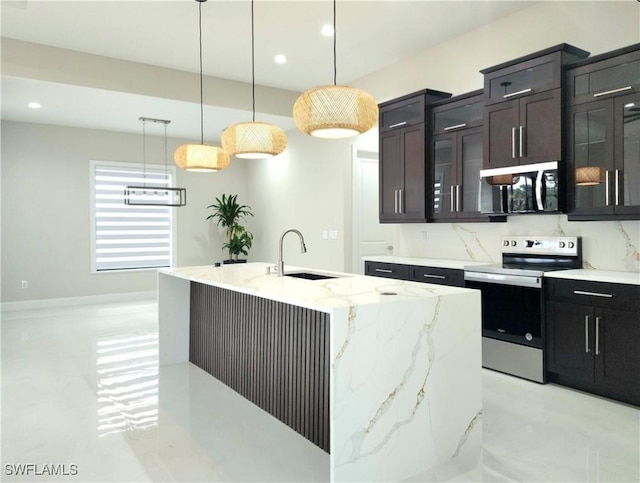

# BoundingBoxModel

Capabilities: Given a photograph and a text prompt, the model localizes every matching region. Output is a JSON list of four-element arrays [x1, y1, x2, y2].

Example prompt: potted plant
[[206, 194, 254, 263]]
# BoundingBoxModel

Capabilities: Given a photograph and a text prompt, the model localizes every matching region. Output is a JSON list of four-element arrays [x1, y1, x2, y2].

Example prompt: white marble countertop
[[159, 262, 475, 313], [544, 269, 640, 286], [363, 255, 491, 270]]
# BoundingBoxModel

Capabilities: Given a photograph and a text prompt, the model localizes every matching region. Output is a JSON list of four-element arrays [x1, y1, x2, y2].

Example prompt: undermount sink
[[284, 271, 339, 281]]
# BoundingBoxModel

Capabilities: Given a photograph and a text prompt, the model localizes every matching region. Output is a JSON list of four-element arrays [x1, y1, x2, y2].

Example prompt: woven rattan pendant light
[[293, 0, 378, 139], [174, 0, 230, 172], [221, 0, 287, 159], [575, 166, 603, 186]]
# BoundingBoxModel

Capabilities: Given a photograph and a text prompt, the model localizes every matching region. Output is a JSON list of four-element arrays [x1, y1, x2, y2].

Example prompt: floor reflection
[[95, 332, 159, 438]]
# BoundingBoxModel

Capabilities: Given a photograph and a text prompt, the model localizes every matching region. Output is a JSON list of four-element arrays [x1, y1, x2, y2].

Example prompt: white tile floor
[[1, 299, 639, 482]]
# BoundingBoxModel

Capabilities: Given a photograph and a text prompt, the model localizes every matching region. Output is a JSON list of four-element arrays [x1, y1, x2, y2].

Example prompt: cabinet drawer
[[545, 278, 640, 311], [567, 47, 640, 105], [365, 261, 409, 280], [410, 266, 464, 287]]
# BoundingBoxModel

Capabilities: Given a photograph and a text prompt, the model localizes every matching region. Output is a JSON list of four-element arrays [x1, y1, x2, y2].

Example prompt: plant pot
[[223, 259, 248, 264]]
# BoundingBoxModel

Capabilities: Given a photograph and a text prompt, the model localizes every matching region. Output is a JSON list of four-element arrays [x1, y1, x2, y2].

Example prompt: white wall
[[356, 1, 640, 101], [246, 129, 352, 272], [0, 121, 249, 302]]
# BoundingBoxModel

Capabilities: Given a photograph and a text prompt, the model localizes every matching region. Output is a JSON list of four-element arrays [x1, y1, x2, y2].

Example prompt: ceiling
[[1, 0, 538, 140]]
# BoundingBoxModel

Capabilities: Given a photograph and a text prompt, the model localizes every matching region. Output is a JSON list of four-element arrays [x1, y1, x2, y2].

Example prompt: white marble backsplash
[[396, 215, 640, 272]]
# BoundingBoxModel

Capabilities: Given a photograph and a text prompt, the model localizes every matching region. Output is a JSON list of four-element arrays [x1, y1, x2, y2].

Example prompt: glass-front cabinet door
[[432, 136, 454, 218], [460, 128, 484, 215], [615, 92, 640, 214], [431, 128, 484, 220], [570, 100, 614, 215], [569, 92, 640, 218]]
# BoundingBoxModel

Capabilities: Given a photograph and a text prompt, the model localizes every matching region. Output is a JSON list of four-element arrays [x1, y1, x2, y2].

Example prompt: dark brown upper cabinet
[[566, 44, 640, 221], [430, 90, 494, 222], [481, 44, 589, 169], [378, 89, 451, 223]]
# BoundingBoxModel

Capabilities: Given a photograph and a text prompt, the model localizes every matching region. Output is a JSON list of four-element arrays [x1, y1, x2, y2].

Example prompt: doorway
[[351, 146, 395, 274]]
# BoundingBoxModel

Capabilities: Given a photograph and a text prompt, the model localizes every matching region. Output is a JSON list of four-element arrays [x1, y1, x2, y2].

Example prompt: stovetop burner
[[464, 236, 582, 278]]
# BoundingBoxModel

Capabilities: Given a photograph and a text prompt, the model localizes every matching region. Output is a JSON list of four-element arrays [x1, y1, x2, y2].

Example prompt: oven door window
[[469, 281, 542, 348]]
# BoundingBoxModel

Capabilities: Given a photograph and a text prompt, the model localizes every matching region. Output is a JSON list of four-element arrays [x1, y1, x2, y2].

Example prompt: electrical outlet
[[21, 280, 28, 289], [328, 230, 338, 239], [421, 231, 428, 242], [322, 230, 328, 239]]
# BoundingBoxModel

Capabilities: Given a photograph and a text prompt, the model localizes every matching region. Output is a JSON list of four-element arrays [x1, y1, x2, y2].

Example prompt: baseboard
[[0, 291, 157, 313]]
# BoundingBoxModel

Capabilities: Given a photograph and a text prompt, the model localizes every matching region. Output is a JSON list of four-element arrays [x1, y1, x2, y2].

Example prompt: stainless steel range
[[464, 236, 582, 383]]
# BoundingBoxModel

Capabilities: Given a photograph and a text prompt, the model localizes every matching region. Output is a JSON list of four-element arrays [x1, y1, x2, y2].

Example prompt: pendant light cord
[[142, 119, 147, 187], [251, 0, 256, 122], [333, 0, 337, 86], [198, 0, 204, 144]]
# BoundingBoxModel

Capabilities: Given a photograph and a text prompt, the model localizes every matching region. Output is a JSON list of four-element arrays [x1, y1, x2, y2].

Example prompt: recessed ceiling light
[[274, 54, 287, 64], [321, 24, 334, 36], [28, 102, 42, 109]]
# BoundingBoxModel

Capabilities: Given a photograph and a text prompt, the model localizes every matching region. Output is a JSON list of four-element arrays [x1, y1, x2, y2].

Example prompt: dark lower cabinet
[[364, 261, 410, 280], [409, 265, 465, 287], [365, 261, 464, 287], [546, 279, 640, 406]]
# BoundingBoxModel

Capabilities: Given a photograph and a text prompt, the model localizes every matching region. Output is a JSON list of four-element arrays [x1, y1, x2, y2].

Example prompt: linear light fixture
[[125, 117, 187, 207]]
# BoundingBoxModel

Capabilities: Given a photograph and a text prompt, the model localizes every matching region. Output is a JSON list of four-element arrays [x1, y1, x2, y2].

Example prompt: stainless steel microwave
[[479, 161, 562, 214]]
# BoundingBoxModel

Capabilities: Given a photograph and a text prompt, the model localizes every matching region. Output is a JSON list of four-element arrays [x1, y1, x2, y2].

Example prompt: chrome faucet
[[277, 229, 307, 276]]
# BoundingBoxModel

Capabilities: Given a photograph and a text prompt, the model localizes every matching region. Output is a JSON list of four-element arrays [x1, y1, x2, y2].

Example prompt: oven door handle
[[464, 271, 542, 288]]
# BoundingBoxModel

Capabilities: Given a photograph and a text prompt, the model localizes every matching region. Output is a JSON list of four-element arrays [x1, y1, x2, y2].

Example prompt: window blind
[[92, 163, 173, 271]]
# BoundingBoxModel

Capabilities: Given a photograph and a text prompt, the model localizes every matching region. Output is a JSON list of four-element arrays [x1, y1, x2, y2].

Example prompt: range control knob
[[503, 240, 510, 247], [559, 241, 566, 248], [568, 241, 575, 249], [511, 240, 517, 247]]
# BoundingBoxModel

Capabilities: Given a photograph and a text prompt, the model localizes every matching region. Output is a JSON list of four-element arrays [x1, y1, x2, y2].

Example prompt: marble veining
[[396, 215, 640, 273], [331, 305, 357, 373], [451, 409, 483, 459], [618, 221, 640, 272], [160, 263, 471, 313], [330, 292, 481, 482], [340, 297, 442, 467], [451, 224, 494, 262]]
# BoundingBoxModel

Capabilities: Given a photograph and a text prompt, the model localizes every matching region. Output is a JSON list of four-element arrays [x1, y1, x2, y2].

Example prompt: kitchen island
[[158, 262, 481, 482]]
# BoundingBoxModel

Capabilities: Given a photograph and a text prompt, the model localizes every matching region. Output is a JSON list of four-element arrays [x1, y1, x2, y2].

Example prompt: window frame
[[89, 160, 178, 274]]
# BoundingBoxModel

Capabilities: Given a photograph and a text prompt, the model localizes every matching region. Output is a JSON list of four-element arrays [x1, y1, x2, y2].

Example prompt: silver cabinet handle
[[444, 123, 467, 131], [593, 86, 632, 98], [519, 126, 525, 158], [573, 290, 614, 298], [389, 121, 407, 129], [605, 170, 610, 206], [394, 189, 398, 214], [423, 274, 446, 279], [615, 169, 621, 206], [456, 185, 461, 212], [595, 316, 601, 356], [585, 315, 590, 353], [512, 127, 517, 158], [450, 187, 455, 213], [399, 189, 404, 214], [503, 88, 532, 98], [375, 268, 393, 273]]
